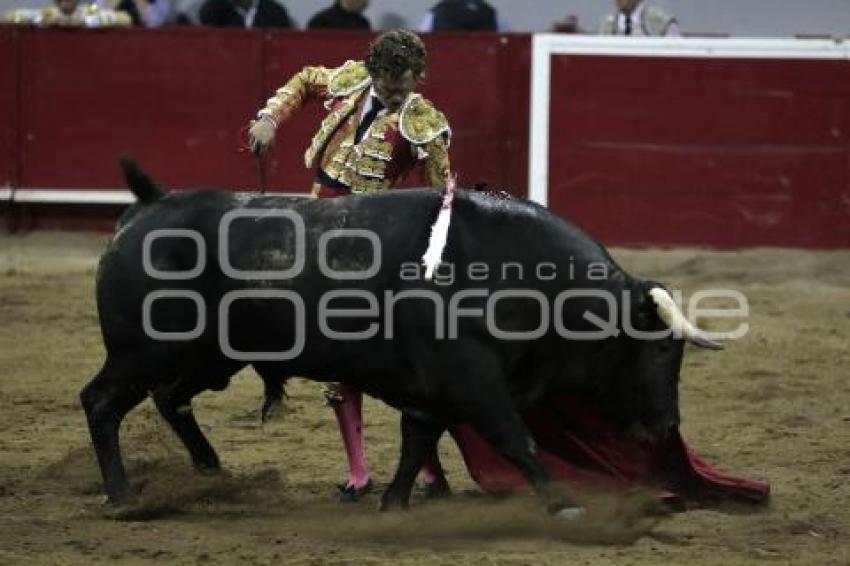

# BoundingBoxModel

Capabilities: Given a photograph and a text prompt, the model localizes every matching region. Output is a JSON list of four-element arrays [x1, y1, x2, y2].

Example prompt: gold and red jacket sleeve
[[256, 66, 333, 127], [416, 134, 452, 189]]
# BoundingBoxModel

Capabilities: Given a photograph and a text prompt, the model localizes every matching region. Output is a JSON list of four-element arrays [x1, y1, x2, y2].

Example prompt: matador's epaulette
[[327, 60, 371, 98], [399, 95, 451, 145]]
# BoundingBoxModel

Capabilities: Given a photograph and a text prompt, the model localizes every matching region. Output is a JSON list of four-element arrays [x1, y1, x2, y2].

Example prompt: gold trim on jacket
[[399, 95, 451, 146]]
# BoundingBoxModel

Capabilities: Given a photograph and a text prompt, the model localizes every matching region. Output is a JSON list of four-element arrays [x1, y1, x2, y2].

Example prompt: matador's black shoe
[[337, 479, 374, 503]]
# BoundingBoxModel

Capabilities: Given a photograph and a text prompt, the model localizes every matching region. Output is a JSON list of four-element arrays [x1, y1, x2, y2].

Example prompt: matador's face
[[372, 69, 417, 113]]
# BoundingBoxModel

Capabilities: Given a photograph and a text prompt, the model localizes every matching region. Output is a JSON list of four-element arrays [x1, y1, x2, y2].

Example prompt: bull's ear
[[633, 281, 660, 325]]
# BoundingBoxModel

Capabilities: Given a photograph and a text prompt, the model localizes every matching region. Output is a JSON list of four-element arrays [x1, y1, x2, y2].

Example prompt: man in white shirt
[[599, 0, 679, 37]]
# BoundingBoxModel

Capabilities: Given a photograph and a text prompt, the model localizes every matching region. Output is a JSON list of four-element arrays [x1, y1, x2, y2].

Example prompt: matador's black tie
[[355, 97, 385, 143]]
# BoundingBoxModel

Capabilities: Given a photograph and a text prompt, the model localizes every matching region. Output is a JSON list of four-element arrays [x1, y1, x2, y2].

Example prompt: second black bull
[[81, 161, 721, 513]]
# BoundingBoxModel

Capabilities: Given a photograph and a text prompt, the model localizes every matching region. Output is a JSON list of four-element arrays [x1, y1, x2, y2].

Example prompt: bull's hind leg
[[152, 378, 223, 474], [380, 411, 445, 510], [80, 357, 153, 504]]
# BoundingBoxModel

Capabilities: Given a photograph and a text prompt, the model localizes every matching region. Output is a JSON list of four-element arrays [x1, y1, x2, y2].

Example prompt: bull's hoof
[[101, 494, 147, 522], [423, 477, 452, 500], [192, 455, 222, 476], [337, 479, 373, 503], [261, 398, 282, 423], [378, 489, 410, 512], [546, 500, 588, 522], [103, 502, 144, 521], [552, 506, 587, 522], [194, 462, 222, 476], [99, 484, 135, 509]]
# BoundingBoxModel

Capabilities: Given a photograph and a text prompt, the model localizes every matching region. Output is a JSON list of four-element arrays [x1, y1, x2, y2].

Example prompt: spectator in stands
[[199, 0, 292, 28], [599, 0, 679, 37], [419, 0, 500, 32], [4, 0, 131, 26], [552, 13, 583, 34], [113, 0, 172, 27], [307, 0, 370, 30]]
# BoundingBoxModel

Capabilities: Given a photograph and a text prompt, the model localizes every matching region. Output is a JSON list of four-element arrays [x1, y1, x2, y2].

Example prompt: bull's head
[[614, 284, 722, 442]]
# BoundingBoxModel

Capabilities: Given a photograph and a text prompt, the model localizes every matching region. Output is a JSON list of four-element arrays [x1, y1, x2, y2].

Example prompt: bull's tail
[[120, 157, 165, 204]]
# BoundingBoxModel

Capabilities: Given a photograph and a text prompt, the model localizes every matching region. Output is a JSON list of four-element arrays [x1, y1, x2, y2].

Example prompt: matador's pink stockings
[[332, 384, 370, 490], [332, 385, 447, 491]]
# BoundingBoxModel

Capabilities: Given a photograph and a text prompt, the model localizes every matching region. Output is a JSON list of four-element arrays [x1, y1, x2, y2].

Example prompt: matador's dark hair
[[366, 30, 427, 79]]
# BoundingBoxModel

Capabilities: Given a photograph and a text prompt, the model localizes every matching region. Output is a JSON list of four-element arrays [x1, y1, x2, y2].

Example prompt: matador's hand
[[249, 117, 277, 154]]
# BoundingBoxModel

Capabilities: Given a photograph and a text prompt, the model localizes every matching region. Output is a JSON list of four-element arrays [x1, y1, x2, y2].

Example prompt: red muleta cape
[[449, 396, 770, 511]]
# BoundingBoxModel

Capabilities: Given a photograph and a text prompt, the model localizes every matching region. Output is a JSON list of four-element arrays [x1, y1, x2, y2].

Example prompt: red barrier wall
[[18, 28, 264, 190], [547, 54, 850, 247], [0, 26, 16, 188]]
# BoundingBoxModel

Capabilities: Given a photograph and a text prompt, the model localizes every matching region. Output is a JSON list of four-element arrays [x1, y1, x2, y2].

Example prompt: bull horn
[[648, 287, 723, 350]]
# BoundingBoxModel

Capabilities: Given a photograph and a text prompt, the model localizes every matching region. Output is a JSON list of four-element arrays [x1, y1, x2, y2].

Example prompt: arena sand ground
[[0, 232, 848, 565]]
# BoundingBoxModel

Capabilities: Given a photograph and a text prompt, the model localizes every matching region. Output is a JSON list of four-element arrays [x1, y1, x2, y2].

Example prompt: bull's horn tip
[[692, 335, 724, 350]]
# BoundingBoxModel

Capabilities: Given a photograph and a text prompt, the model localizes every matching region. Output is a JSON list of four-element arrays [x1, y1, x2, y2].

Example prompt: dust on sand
[[0, 232, 848, 565]]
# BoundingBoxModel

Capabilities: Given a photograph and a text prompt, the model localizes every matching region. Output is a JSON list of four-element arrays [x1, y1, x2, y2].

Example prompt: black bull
[[81, 162, 721, 512]]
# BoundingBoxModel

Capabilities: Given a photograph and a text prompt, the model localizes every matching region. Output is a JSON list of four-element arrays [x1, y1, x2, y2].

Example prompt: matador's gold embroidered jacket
[[257, 60, 452, 193]]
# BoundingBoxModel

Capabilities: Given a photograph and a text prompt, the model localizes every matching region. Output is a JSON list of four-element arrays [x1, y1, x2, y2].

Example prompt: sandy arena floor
[[0, 232, 848, 565]]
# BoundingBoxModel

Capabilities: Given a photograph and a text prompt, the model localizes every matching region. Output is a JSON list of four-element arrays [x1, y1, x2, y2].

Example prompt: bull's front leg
[[380, 411, 445, 511], [460, 392, 585, 519], [434, 341, 582, 519]]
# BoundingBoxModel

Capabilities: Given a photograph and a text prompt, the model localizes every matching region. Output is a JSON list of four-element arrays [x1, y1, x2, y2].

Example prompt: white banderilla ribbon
[[421, 173, 457, 281]]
